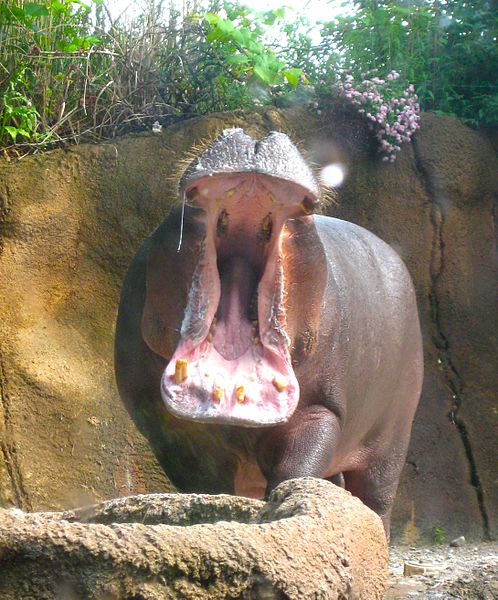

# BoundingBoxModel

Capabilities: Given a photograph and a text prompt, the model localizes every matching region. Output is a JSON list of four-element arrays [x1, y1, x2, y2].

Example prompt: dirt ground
[[387, 542, 498, 599]]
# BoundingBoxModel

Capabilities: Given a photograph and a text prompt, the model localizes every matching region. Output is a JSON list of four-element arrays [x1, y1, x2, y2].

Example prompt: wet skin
[[115, 129, 423, 538]]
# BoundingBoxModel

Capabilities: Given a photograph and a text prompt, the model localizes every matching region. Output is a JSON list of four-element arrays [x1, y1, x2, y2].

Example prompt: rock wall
[[0, 106, 496, 541]]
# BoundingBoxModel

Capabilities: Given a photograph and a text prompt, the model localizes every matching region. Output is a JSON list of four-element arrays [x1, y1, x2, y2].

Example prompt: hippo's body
[[115, 129, 423, 536]]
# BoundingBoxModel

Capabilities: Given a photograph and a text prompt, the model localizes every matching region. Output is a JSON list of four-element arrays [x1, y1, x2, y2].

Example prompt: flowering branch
[[337, 70, 421, 162]]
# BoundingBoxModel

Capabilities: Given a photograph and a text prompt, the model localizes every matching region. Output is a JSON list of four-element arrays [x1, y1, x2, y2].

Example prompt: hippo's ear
[[141, 246, 178, 360]]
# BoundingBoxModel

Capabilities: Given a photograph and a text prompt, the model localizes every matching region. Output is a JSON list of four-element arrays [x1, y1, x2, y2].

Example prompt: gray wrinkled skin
[[180, 128, 320, 197]]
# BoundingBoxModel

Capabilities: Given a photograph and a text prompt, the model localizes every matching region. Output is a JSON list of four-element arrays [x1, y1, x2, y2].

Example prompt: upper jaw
[[180, 128, 320, 200]]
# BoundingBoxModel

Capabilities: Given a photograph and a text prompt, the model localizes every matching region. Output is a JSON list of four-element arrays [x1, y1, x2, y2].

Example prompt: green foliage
[[184, 4, 307, 112], [0, 0, 102, 147], [0, 0, 496, 153], [0, 1, 312, 150], [434, 0, 497, 128], [319, 0, 498, 129], [0, 67, 41, 144], [433, 525, 446, 545], [204, 7, 303, 89]]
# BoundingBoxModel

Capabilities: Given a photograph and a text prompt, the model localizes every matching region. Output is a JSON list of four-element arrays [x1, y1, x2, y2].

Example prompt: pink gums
[[161, 173, 308, 426]]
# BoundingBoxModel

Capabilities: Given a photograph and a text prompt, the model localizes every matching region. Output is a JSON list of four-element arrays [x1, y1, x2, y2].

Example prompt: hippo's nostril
[[300, 196, 316, 215]]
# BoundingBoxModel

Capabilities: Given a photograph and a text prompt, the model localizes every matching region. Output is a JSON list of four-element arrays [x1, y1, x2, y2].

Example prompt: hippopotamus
[[115, 128, 423, 537]]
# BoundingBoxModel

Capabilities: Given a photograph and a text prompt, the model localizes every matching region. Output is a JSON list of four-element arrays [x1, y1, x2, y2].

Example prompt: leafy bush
[[0, 0, 101, 147], [319, 0, 497, 129], [0, 0, 496, 154], [0, 67, 41, 144], [0, 1, 309, 150], [433, 525, 446, 545]]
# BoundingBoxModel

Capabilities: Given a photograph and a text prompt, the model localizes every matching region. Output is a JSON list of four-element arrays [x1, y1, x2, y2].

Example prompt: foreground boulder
[[0, 477, 388, 599]]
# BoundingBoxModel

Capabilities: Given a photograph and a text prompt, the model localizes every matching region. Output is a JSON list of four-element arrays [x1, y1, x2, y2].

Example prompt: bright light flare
[[320, 163, 346, 188]]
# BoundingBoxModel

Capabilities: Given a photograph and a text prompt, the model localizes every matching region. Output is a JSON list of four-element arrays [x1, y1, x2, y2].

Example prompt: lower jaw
[[161, 335, 299, 427]]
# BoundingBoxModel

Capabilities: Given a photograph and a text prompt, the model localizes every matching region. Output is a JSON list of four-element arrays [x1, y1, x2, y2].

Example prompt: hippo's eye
[[186, 187, 199, 203], [300, 196, 316, 215]]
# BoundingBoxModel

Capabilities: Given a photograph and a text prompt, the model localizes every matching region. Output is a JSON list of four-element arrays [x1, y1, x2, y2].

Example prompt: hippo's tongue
[[212, 257, 256, 360]]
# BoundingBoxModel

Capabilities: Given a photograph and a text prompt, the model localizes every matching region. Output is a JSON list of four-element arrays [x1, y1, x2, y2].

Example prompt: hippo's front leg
[[257, 405, 341, 496]]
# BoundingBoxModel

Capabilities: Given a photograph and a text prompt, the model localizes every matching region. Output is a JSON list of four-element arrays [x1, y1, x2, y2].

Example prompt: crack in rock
[[412, 136, 490, 539], [0, 356, 31, 510]]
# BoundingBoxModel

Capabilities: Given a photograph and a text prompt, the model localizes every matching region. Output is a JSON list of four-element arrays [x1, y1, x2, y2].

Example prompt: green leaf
[[59, 42, 80, 52], [284, 68, 302, 86], [85, 35, 100, 45], [204, 13, 219, 25], [253, 63, 272, 84], [262, 10, 279, 26], [4, 126, 18, 142], [227, 54, 250, 65], [49, 1, 67, 13], [214, 19, 235, 35], [206, 30, 222, 42], [24, 3, 50, 17], [231, 28, 251, 47]]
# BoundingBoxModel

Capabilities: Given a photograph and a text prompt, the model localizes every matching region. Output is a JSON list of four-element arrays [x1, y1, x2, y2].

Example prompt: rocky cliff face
[[0, 106, 496, 541]]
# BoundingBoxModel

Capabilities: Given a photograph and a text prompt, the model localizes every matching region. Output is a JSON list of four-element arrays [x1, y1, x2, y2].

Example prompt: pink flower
[[337, 71, 419, 163]]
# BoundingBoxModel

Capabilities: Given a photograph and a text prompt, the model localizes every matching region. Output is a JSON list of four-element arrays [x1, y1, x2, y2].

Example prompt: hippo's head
[[156, 129, 322, 427]]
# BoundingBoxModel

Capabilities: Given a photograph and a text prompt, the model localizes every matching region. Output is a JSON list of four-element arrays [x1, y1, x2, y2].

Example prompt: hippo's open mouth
[[160, 130, 319, 426]]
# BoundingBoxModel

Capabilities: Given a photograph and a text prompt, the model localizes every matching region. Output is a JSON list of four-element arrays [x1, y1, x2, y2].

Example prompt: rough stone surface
[[0, 137, 176, 511], [0, 477, 388, 599], [0, 106, 496, 541]]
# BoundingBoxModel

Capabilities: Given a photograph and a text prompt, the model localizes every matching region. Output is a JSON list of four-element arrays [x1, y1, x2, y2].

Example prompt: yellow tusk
[[262, 214, 272, 234], [175, 359, 188, 384], [225, 188, 236, 198], [272, 376, 288, 392], [235, 384, 246, 403], [213, 386, 224, 402]]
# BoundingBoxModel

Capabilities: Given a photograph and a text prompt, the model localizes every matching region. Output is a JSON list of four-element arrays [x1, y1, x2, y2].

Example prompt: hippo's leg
[[257, 405, 341, 495], [343, 445, 408, 540], [328, 472, 345, 488]]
